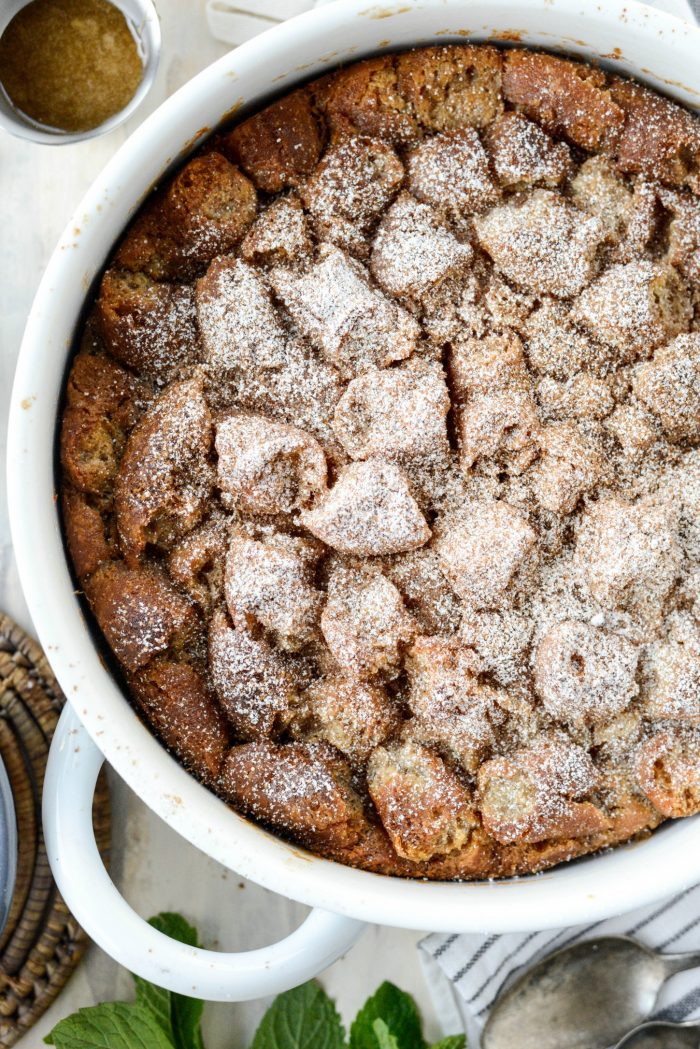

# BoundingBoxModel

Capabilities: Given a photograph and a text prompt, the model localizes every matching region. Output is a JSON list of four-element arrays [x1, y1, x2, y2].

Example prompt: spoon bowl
[[615, 1020, 700, 1049], [482, 937, 700, 1049]]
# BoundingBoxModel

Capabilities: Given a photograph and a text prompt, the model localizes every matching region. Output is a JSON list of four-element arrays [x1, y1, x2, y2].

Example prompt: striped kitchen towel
[[419, 884, 700, 1047]]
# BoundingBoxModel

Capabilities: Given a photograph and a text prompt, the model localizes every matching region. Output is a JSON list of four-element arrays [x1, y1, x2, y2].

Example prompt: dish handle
[[43, 704, 366, 1001]]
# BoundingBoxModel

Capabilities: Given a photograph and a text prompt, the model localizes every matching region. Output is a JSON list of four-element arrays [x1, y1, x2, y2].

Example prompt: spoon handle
[[660, 949, 700, 976]]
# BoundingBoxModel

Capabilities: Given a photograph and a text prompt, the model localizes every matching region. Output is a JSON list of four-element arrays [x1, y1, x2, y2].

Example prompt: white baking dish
[[8, 0, 700, 1002]]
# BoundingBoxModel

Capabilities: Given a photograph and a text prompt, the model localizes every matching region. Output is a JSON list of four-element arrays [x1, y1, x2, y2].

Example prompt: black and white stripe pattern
[[419, 885, 700, 1046]]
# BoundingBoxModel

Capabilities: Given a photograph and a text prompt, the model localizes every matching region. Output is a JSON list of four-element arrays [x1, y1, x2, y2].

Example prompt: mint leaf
[[429, 1038, 467, 1049], [133, 913, 204, 1049], [44, 1002, 175, 1048], [251, 981, 345, 1049], [372, 1020, 400, 1049], [350, 982, 426, 1049]]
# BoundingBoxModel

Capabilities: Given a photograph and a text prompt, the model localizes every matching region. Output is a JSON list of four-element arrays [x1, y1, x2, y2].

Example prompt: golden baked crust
[[222, 88, 324, 193], [60, 44, 700, 882]]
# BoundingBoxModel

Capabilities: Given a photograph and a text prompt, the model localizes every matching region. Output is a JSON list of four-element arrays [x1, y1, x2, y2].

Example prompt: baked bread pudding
[[60, 44, 700, 879]]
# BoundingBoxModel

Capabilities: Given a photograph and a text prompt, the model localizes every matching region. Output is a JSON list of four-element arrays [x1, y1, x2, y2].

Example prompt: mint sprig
[[350, 982, 425, 1049], [45, 915, 466, 1049], [251, 981, 345, 1049], [44, 1001, 176, 1049], [132, 914, 204, 1049]]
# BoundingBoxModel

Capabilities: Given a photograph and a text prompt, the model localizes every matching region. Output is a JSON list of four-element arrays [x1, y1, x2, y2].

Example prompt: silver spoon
[[482, 936, 700, 1049], [615, 1019, 700, 1048]]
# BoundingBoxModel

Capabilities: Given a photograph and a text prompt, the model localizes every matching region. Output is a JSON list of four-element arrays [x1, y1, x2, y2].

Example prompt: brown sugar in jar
[[0, 0, 144, 133]]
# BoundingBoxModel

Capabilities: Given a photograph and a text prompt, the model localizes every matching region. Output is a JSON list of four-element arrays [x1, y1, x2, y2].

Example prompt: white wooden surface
[[0, 3, 439, 1044]]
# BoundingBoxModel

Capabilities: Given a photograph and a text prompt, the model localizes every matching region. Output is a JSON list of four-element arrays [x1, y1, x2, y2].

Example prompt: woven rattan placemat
[[0, 613, 110, 1047]]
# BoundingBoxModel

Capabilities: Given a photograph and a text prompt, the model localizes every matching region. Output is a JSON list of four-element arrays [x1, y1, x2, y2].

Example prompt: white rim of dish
[[8, 0, 700, 933]]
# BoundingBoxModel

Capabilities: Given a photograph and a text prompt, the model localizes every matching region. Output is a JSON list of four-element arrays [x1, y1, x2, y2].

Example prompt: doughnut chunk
[[96, 270, 198, 382], [636, 727, 700, 818], [301, 460, 430, 557], [321, 565, 415, 680], [116, 152, 257, 280], [368, 739, 477, 862], [114, 376, 214, 561], [502, 50, 624, 151], [478, 733, 609, 844], [223, 89, 323, 193], [220, 740, 367, 850], [130, 659, 230, 783], [61, 353, 149, 497], [84, 561, 200, 673], [293, 675, 402, 765]]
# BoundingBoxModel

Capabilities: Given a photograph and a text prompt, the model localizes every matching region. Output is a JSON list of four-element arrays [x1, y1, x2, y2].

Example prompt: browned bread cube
[[530, 422, 602, 516], [478, 732, 608, 844], [300, 136, 404, 256], [294, 675, 402, 765], [270, 246, 419, 379], [569, 156, 635, 241], [632, 333, 700, 443], [421, 269, 488, 346], [301, 459, 430, 556], [502, 50, 624, 151], [313, 56, 417, 143], [537, 373, 614, 422], [84, 560, 200, 673], [62, 487, 115, 584], [534, 620, 639, 728], [635, 726, 700, 818], [168, 514, 228, 612], [95, 270, 198, 381], [449, 333, 540, 472], [660, 188, 700, 282], [606, 400, 660, 458], [475, 189, 605, 299], [320, 565, 415, 680], [396, 45, 503, 131], [405, 635, 505, 772], [196, 256, 288, 378], [370, 193, 473, 301], [115, 375, 214, 561], [574, 261, 692, 361], [60, 353, 149, 497], [485, 111, 572, 190], [240, 195, 312, 266], [225, 532, 323, 652], [219, 739, 366, 849], [641, 615, 700, 725], [460, 609, 533, 688], [332, 359, 450, 464], [216, 413, 327, 515], [116, 152, 257, 280], [223, 88, 322, 193], [367, 739, 476, 861], [208, 609, 301, 740], [576, 496, 682, 623], [130, 658, 230, 783], [523, 299, 611, 378], [435, 500, 537, 609], [407, 128, 499, 218], [384, 547, 461, 636], [484, 274, 534, 330], [611, 78, 700, 193]]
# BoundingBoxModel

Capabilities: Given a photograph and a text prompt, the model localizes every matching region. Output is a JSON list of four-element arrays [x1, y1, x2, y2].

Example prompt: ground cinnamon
[[0, 0, 143, 133]]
